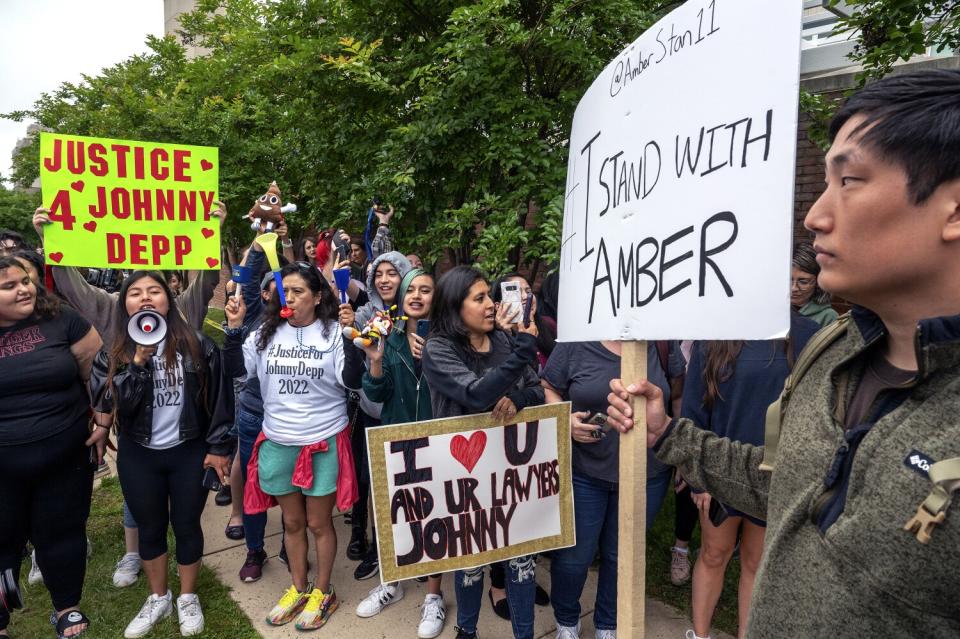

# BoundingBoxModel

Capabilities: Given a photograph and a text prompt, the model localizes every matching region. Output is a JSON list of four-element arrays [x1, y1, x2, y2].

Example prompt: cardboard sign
[[39, 132, 220, 270], [367, 403, 574, 582], [558, 0, 803, 341]]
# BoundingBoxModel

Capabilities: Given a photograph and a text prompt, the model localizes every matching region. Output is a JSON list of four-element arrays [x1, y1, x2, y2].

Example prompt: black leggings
[[674, 483, 699, 543], [117, 436, 208, 565], [0, 418, 93, 630]]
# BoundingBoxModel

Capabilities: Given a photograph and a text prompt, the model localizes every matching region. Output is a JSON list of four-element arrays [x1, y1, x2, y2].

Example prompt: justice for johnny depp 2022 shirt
[[242, 319, 347, 446]]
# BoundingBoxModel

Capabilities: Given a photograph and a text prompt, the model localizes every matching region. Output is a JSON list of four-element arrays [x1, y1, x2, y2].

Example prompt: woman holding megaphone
[[90, 271, 235, 638]]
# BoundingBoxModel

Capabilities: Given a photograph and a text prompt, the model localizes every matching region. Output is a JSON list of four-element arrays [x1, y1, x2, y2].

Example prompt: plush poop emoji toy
[[246, 181, 297, 232]]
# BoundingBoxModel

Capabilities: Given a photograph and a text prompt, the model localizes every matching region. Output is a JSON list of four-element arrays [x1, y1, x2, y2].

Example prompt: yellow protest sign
[[39, 132, 220, 270]]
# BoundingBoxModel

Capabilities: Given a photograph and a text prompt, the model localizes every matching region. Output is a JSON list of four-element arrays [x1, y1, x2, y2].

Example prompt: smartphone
[[708, 497, 730, 527], [500, 281, 522, 323], [416, 319, 431, 339], [332, 230, 351, 261], [587, 412, 611, 440], [202, 467, 223, 492], [522, 294, 533, 328]]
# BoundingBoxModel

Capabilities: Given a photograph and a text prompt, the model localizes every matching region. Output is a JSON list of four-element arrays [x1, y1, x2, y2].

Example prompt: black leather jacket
[[90, 334, 235, 456]]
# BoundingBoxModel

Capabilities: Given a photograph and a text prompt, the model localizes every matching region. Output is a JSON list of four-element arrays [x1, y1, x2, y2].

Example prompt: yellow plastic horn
[[254, 232, 281, 272]]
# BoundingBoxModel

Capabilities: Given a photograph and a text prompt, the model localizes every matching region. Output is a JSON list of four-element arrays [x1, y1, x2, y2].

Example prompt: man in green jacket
[[607, 69, 960, 638]]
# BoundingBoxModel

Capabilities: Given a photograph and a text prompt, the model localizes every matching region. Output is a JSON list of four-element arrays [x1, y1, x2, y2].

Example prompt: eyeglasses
[[791, 278, 815, 289]]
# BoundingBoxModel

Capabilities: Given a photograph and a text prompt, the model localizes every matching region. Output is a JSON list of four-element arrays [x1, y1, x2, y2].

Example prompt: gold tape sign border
[[366, 402, 574, 583]]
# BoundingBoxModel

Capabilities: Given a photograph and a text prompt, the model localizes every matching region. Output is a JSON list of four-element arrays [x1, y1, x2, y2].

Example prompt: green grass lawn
[[646, 487, 741, 637], [7, 477, 259, 639]]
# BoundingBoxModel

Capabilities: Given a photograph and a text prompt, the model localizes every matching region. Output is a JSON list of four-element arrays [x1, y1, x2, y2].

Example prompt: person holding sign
[[422, 265, 545, 639], [0, 256, 102, 639], [352, 268, 447, 638], [607, 70, 960, 638], [224, 262, 360, 631], [89, 272, 234, 638], [541, 339, 682, 639]]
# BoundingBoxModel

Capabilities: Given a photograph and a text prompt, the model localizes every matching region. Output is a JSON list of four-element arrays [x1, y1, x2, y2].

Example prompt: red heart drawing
[[201, 228, 214, 239], [206, 257, 219, 268], [200, 159, 213, 171], [70, 180, 84, 192], [450, 431, 487, 473], [83, 221, 97, 233], [49, 252, 63, 263]]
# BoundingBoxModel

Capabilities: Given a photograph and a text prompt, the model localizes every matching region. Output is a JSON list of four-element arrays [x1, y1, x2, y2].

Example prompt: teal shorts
[[257, 436, 339, 497]]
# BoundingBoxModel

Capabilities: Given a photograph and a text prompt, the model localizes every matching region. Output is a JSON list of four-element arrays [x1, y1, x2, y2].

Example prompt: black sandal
[[52, 609, 90, 639], [224, 524, 245, 540]]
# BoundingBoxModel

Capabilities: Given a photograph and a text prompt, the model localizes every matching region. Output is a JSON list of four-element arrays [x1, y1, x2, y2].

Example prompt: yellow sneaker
[[294, 586, 339, 630], [266, 585, 310, 626]]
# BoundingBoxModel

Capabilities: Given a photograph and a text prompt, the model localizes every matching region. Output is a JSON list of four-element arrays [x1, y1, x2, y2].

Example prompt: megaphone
[[128, 310, 168, 346]]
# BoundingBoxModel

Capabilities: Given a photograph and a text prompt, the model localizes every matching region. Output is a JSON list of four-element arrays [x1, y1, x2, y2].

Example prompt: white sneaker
[[124, 591, 173, 638], [596, 630, 617, 639], [113, 553, 141, 588], [557, 621, 581, 639], [355, 581, 404, 618], [28, 550, 42, 585], [177, 593, 205, 636], [685, 631, 712, 639], [418, 593, 446, 638]]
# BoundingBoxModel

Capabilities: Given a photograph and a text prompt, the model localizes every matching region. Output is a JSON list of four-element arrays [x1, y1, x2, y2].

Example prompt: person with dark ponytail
[[422, 266, 544, 639], [679, 313, 818, 639], [90, 271, 234, 638], [791, 242, 839, 327]]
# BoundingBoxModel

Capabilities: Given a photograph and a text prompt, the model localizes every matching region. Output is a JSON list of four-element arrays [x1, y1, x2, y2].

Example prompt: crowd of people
[[1, 69, 957, 639]]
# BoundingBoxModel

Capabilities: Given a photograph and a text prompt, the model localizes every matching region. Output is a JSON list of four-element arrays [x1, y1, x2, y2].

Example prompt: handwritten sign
[[39, 132, 220, 270], [558, 0, 803, 341], [367, 403, 574, 582]]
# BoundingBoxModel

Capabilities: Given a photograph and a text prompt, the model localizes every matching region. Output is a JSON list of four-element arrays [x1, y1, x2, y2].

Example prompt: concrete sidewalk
[[200, 495, 730, 639]]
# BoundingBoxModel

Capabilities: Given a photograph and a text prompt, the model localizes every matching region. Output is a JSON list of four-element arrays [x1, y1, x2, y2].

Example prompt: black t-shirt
[[0, 307, 92, 445]]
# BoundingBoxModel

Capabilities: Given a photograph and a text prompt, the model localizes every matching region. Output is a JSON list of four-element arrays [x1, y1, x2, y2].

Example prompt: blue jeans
[[237, 406, 268, 552], [455, 558, 536, 638], [550, 469, 673, 630]]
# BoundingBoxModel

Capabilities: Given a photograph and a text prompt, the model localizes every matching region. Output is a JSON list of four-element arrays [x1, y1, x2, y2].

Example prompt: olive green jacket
[[656, 307, 960, 637]]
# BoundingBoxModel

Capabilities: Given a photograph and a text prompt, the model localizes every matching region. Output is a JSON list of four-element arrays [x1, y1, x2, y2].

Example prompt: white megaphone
[[128, 310, 167, 346]]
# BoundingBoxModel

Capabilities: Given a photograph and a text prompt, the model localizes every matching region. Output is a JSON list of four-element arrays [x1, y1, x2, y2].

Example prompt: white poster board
[[366, 404, 574, 582], [558, 0, 803, 341]]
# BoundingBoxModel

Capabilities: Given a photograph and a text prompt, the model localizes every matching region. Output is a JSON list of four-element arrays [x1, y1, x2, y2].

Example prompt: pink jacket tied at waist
[[244, 427, 358, 514]]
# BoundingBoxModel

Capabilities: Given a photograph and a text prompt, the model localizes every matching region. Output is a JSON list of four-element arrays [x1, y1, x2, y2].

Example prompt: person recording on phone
[[90, 271, 234, 638], [492, 273, 555, 368], [0, 256, 102, 639], [422, 265, 545, 639]]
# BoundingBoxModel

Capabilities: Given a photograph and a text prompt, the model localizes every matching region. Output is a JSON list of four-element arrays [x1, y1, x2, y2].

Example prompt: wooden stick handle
[[617, 340, 647, 637]]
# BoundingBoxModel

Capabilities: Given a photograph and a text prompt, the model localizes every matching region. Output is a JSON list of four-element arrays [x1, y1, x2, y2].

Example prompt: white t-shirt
[[244, 320, 347, 445], [147, 342, 184, 450]]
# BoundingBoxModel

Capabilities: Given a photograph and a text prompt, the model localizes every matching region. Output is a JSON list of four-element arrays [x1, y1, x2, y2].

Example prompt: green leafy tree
[[0, 183, 40, 241], [4, 0, 677, 277]]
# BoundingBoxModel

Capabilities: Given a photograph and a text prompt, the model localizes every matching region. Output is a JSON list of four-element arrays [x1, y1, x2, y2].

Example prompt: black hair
[[0, 230, 26, 249], [430, 265, 487, 352], [829, 69, 960, 204], [0, 256, 59, 320], [106, 271, 204, 400], [12, 250, 44, 282], [792, 242, 831, 306], [295, 236, 316, 263], [256, 262, 339, 352]]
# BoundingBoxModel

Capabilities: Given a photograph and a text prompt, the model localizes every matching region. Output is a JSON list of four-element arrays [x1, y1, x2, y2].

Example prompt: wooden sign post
[[556, 1, 802, 636], [618, 341, 647, 635]]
